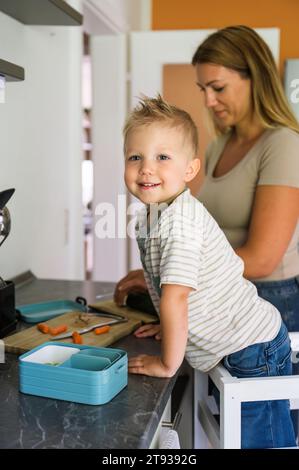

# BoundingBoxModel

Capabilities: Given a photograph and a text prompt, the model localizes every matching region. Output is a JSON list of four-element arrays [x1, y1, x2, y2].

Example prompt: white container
[[21, 345, 80, 364]]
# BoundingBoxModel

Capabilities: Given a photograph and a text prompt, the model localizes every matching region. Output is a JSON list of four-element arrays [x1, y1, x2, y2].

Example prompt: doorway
[[82, 32, 93, 280], [163, 63, 214, 195]]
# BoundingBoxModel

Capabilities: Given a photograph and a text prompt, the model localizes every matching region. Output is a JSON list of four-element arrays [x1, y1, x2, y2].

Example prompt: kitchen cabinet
[[150, 362, 194, 449], [0, 0, 83, 82], [0, 58, 24, 81], [0, 0, 82, 26]]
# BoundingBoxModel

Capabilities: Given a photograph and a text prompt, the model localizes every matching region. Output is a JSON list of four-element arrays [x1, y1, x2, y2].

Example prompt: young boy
[[122, 95, 295, 448]]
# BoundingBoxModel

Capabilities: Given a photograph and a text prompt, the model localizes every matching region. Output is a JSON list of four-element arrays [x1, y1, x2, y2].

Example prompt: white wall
[[127, 0, 151, 31], [0, 0, 84, 280], [83, 0, 151, 33]]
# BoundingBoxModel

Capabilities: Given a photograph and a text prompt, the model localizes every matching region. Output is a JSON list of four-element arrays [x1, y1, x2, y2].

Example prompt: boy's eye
[[158, 154, 170, 161], [128, 155, 140, 161]]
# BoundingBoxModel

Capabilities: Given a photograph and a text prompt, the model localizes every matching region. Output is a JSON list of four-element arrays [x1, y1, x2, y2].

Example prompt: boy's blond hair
[[123, 95, 199, 157]]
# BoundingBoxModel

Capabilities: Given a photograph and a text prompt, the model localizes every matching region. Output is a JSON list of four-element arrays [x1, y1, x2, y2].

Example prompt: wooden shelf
[[0, 58, 24, 81], [0, 0, 83, 26]]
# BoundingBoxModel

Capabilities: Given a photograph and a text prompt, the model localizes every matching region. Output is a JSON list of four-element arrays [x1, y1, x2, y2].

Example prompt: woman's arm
[[128, 284, 190, 377], [236, 185, 299, 279], [114, 269, 147, 306]]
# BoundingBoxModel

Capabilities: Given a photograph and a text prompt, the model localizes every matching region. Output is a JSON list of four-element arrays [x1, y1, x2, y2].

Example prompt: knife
[[95, 292, 114, 300], [50, 317, 128, 341]]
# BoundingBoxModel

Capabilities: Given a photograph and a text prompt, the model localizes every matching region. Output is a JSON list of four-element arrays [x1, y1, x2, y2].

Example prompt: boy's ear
[[185, 158, 201, 182]]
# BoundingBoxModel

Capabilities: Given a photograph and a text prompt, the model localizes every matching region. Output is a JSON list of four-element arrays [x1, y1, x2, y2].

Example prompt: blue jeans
[[253, 276, 299, 438], [222, 322, 296, 448], [253, 276, 299, 332]]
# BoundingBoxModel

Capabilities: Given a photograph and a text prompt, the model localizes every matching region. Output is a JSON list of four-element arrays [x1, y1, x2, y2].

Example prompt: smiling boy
[[124, 97, 200, 378], [121, 95, 295, 448]]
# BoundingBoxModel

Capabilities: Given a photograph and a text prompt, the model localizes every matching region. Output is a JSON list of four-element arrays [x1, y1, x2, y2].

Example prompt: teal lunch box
[[19, 342, 128, 405], [16, 300, 87, 323]]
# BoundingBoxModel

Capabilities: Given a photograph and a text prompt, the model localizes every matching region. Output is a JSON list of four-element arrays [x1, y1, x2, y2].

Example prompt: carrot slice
[[94, 325, 111, 335], [72, 331, 83, 344], [48, 325, 68, 336], [37, 323, 49, 334]]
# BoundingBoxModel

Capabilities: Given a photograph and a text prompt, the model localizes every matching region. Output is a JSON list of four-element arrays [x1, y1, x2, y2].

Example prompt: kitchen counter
[[0, 273, 179, 449]]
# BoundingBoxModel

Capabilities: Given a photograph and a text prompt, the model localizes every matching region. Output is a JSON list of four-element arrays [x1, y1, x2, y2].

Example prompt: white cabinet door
[[91, 34, 128, 282]]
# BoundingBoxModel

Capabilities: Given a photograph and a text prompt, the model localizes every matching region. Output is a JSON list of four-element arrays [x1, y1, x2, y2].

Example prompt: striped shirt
[[135, 189, 281, 372]]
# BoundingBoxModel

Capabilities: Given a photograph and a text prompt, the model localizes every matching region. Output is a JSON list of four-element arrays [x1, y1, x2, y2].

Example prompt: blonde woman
[[192, 25, 299, 332]]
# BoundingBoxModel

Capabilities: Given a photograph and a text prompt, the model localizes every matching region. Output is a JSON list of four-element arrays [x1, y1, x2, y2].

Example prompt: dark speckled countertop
[[0, 273, 177, 449]]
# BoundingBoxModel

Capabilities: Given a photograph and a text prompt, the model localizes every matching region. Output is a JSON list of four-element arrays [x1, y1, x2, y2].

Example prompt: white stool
[[194, 332, 299, 449]]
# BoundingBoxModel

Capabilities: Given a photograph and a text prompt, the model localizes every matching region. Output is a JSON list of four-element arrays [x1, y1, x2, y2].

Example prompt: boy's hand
[[128, 354, 175, 378], [134, 324, 161, 340]]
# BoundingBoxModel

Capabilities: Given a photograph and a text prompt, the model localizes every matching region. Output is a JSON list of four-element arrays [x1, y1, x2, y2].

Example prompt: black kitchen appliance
[[0, 188, 17, 338]]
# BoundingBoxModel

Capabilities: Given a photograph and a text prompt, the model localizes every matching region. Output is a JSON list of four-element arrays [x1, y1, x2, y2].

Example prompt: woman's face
[[195, 63, 252, 129]]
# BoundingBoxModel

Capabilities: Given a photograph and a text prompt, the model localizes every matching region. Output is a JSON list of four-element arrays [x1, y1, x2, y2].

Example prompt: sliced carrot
[[94, 325, 111, 335], [37, 323, 49, 334], [72, 331, 83, 344], [48, 325, 68, 336]]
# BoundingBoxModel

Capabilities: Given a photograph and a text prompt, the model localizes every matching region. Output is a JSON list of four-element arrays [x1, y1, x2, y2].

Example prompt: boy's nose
[[139, 162, 154, 175]]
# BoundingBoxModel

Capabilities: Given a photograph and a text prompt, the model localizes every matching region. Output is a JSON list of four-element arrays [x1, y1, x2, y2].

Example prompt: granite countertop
[[0, 274, 177, 449]]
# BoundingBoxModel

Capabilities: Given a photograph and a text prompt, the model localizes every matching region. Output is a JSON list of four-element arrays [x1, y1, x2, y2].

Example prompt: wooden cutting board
[[4, 300, 159, 355]]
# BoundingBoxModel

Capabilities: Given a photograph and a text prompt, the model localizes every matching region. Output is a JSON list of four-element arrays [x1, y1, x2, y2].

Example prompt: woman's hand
[[134, 323, 161, 340], [114, 269, 148, 306]]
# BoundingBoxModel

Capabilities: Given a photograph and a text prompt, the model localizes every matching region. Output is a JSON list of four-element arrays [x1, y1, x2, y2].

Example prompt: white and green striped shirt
[[136, 189, 281, 372]]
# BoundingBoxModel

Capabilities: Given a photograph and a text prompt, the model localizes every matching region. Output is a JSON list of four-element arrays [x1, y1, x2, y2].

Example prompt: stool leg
[[220, 382, 241, 449]]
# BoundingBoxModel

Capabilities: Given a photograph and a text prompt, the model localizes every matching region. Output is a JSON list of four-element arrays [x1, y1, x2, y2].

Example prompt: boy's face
[[124, 123, 199, 205]]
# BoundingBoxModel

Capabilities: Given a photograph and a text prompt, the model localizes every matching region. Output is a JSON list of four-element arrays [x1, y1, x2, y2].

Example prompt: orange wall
[[152, 0, 299, 73]]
